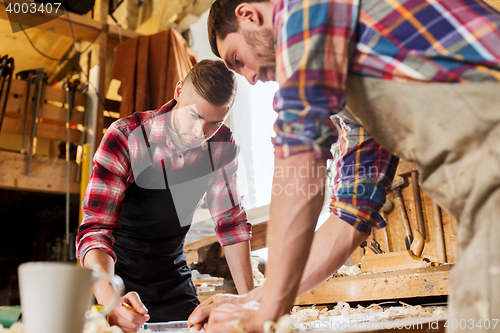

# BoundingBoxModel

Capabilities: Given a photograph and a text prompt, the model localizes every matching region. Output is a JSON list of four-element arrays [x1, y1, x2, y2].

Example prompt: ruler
[[141, 321, 189, 332]]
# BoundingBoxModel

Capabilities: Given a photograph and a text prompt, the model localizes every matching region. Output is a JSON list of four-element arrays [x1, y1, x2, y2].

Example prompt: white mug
[[18, 262, 124, 333]]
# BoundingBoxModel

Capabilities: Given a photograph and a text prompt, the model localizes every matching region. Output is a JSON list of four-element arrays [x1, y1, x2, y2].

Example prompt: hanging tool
[[379, 197, 394, 252], [16, 69, 44, 154], [25, 70, 47, 175], [433, 203, 447, 263], [64, 76, 78, 250], [390, 177, 413, 250], [410, 229, 425, 257], [410, 171, 426, 239], [370, 230, 384, 254], [451, 216, 458, 235], [0, 55, 14, 135]]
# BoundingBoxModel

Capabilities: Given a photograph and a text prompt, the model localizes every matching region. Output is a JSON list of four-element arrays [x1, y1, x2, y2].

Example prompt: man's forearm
[[224, 240, 254, 294], [258, 153, 327, 322], [296, 214, 368, 296], [83, 249, 117, 306]]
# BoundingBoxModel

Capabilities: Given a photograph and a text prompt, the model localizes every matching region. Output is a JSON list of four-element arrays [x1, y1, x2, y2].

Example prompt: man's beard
[[172, 111, 204, 149], [243, 28, 276, 81]]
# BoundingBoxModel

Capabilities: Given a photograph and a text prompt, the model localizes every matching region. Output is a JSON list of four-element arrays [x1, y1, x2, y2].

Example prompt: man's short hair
[[184, 59, 237, 109], [208, 0, 269, 58]]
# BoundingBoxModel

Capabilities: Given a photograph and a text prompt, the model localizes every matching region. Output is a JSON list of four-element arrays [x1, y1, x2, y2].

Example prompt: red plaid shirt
[[76, 100, 251, 264]]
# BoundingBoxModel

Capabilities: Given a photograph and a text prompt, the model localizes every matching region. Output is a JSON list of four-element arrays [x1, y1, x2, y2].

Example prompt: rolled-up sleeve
[[329, 118, 399, 233], [272, 0, 359, 159], [76, 123, 130, 265], [206, 128, 252, 246]]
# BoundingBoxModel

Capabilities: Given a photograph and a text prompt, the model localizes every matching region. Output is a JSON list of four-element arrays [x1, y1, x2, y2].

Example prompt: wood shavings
[[0, 323, 24, 333], [290, 301, 447, 324], [252, 259, 266, 286], [84, 315, 132, 333], [332, 265, 362, 277], [264, 314, 294, 333], [0, 315, 152, 333], [290, 306, 325, 322]]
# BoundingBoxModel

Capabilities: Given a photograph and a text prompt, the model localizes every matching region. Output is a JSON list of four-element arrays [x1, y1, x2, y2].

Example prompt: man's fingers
[[204, 322, 238, 333], [123, 291, 149, 315]]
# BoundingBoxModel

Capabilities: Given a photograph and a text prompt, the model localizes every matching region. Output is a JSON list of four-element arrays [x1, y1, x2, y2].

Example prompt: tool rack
[[0, 0, 139, 193]]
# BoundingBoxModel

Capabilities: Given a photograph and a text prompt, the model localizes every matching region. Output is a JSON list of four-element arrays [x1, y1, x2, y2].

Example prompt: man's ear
[[173, 80, 183, 101], [235, 3, 263, 28]]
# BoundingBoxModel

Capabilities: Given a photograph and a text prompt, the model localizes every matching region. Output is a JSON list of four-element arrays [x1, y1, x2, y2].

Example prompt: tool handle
[[393, 190, 413, 249], [411, 171, 426, 239], [433, 203, 447, 263], [410, 229, 425, 257]]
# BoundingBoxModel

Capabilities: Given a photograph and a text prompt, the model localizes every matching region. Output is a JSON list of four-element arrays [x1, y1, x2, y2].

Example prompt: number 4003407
[[5, 2, 62, 14]]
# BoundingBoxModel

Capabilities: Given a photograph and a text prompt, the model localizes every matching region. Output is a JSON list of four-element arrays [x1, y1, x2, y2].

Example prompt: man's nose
[[193, 119, 205, 139], [241, 66, 257, 85]]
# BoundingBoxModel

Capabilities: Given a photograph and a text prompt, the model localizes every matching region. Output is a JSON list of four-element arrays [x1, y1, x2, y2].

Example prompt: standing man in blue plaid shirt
[[188, 0, 500, 332]]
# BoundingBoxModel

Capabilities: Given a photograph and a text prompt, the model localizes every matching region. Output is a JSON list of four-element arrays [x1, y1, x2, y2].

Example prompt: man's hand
[[188, 293, 252, 330], [203, 301, 264, 333], [107, 292, 149, 332]]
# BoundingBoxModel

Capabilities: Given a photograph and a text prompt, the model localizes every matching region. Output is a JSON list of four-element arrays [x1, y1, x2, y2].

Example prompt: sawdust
[[332, 265, 362, 277], [290, 301, 447, 324], [0, 316, 153, 333], [252, 258, 266, 286]]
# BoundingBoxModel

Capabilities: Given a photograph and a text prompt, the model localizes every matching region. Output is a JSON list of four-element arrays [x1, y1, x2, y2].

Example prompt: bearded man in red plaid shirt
[[76, 60, 254, 332]]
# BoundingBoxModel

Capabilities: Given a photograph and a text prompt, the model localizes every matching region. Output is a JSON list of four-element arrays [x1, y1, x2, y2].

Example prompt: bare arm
[[83, 249, 149, 332], [224, 240, 254, 294], [257, 152, 326, 323], [296, 213, 368, 296]]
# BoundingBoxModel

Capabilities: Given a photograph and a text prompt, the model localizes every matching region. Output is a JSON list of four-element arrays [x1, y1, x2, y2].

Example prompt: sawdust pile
[[252, 258, 266, 286], [290, 301, 447, 323], [332, 265, 362, 277]]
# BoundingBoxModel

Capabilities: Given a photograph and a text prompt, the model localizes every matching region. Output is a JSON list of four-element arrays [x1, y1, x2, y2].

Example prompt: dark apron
[[114, 144, 213, 322]]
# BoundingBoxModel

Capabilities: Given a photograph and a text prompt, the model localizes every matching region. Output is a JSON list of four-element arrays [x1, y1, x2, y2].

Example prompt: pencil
[[188, 299, 213, 329], [122, 303, 139, 313]]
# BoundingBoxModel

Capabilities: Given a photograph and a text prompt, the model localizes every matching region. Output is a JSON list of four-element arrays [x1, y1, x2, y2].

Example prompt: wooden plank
[[2, 117, 82, 143], [185, 220, 268, 266], [1, 98, 85, 125], [6, 79, 87, 107], [184, 205, 270, 266], [294, 266, 450, 306], [0, 150, 80, 194]]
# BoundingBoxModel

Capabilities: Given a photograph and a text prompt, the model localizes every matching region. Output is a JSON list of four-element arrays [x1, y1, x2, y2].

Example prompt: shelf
[[0, 150, 80, 194]]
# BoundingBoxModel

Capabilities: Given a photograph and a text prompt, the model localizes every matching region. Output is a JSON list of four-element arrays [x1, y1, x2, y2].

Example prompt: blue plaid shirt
[[272, 0, 500, 232]]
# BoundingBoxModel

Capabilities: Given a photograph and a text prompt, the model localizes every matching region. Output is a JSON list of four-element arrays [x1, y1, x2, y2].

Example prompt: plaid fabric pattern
[[77, 100, 251, 264], [330, 118, 399, 233], [272, 0, 500, 231]]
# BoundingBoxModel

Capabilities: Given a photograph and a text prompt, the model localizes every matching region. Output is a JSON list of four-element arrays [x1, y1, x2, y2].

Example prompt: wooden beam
[[184, 205, 270, 265], [295, 266, 450, 306], [0, 150, 80, 194], [2, 117, 82, 143], [0, 0, 140, 49]]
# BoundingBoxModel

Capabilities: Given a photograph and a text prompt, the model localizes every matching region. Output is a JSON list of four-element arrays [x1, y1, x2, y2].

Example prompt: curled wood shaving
[[252, 259, 266, 287], [332, 265, 362, 277], [264, 315, 294, 333], [290, 301, 447, 324]]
